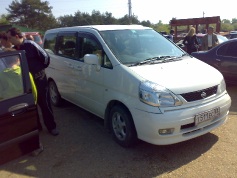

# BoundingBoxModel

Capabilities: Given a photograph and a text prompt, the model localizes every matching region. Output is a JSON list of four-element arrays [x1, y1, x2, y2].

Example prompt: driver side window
[[0, 55, 23, 100], [78, 35, 113, 69]]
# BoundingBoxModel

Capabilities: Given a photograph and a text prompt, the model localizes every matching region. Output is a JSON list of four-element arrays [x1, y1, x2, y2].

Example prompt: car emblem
[[201, 92, 207, 98]]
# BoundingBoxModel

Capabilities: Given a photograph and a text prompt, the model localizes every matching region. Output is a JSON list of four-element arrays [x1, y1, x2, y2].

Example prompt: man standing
[[7, 27, 59, 136], [202, 26, 219, 51], [168, 29, 175, 42]]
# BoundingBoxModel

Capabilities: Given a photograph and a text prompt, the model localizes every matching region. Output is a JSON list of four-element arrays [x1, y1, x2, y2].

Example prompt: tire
[[48, 80, 62, 106], [109, 105, 137, 147]]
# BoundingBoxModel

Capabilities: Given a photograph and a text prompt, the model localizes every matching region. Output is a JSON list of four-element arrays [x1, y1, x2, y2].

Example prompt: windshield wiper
[[158, 55, 182, 61], [129, 56, 182, 67], [128, 56, 164, 67]]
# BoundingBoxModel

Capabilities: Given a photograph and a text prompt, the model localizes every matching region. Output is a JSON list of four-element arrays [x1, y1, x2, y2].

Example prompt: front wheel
[[109, 105, 137, 147], [48, 80, 62, 106]]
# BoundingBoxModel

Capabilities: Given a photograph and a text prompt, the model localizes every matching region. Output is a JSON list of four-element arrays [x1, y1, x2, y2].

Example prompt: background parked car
[[23, 32, 43, 46], [229, 31, 237, 39], [191, 38, 237, 85]]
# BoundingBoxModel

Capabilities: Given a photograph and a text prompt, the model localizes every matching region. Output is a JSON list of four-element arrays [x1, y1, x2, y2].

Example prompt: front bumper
[[131, 93, 231, 145]]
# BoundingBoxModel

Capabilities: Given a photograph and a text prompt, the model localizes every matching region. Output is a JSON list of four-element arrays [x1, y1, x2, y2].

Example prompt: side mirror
[[84, 54, 101, 71]]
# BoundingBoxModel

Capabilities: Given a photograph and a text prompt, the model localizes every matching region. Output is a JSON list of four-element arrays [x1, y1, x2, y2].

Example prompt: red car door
[[0, 51, 40, 165]]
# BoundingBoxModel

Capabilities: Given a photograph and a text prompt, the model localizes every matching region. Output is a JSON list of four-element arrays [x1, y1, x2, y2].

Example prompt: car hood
[[129, 56, 223, 94]]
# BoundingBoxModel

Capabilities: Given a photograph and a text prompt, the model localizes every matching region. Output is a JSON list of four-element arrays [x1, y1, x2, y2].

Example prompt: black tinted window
[[217, 41, 237, 57]]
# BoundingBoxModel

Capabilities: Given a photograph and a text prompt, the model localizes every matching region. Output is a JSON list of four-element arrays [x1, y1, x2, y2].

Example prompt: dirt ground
[[0, 85, 237, 178]]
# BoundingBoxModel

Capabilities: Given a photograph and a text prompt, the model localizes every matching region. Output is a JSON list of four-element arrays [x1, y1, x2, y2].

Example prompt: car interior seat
[[64, 41, 76, 57]]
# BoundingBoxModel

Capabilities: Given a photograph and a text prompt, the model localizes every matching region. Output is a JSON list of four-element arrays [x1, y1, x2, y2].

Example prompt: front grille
[[180, 85, 218, 102]]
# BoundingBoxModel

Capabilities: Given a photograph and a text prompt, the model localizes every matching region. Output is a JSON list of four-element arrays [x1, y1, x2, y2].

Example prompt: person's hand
[[3, 48, 16, 52]]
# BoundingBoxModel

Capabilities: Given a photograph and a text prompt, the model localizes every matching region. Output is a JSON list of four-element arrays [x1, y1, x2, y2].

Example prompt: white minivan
[[43, 25, 231, 147]]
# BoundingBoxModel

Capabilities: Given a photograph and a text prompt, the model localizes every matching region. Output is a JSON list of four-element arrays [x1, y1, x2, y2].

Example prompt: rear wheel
[[48, 80, 62, 106], [109, 105, 137, 147]]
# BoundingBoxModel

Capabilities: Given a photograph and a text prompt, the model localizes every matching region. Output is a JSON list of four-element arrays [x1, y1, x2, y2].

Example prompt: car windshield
[[100, 29, 185, 65]]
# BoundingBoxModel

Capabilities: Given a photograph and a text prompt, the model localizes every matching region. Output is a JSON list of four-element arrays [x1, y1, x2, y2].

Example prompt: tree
[[91, 10, 103, 25], [0, 15, 10, 25], [140, 20, 151, 27], [152, 20, 170, 34], [221, 23, 234, 32], [231, 18, 237, 24], [221, 19, 231, 24], [103, 12, 117, 25], [58, 15, 74, 27], [6, 0, 58, 31]]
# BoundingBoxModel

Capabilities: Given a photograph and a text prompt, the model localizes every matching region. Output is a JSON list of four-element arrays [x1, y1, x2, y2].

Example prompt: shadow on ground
[[0, 98, 219, 178]]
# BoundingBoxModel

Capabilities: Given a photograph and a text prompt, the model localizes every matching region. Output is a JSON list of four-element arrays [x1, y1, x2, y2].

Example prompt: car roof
[[45, 25, 151, 33], [23, 32, 40, 35], [230, 31, 237, 34]]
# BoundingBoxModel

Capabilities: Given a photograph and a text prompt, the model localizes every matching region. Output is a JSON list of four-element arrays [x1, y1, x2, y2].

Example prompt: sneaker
[[31, 143, 44, 157], [50, 128, 59, 136]]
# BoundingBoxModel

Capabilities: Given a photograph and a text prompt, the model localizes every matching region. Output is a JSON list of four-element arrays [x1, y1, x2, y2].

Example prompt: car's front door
[[0, 51, 40, 165]]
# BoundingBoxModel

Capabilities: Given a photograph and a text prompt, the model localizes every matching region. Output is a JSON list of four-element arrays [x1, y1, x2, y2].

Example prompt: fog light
[[159, 128, 174, 135]]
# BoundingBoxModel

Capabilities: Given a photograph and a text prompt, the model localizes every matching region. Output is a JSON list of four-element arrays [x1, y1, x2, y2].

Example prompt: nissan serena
[[43, 25, 231, 147]]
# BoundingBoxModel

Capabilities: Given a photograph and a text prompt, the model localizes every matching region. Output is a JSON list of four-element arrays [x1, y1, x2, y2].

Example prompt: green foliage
[[6, 0, 56, 31], [0, 15, 9, 24], [221, 23, 234, 31]]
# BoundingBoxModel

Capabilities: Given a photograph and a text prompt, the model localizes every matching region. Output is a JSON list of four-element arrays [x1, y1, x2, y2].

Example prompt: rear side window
[[55, 33, 77, 58], [44, 33, 57, 54], [217, 41, 237, 57]]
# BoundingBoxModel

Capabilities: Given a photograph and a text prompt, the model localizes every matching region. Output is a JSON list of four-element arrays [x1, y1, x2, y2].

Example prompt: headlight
[[218, 78, 226, 94], [139, 81, 182, 107]]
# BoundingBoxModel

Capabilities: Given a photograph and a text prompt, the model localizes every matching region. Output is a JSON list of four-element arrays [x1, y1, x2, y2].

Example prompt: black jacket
[[15, 39, 50, 75]]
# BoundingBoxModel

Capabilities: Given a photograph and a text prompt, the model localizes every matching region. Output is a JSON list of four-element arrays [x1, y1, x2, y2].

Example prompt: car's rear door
[[0, 51, 40, 165], [216, 40, 237, 83]]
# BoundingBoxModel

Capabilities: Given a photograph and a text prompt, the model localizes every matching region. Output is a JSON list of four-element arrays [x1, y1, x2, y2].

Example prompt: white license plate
[[195, 107, 220, 125]]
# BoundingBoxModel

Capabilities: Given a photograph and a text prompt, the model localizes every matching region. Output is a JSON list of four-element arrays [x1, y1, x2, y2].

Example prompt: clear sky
[[0, 0, 236, 24]]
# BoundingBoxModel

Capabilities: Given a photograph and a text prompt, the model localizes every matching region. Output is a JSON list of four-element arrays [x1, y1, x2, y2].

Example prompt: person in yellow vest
[[0, 55, 37, 102]]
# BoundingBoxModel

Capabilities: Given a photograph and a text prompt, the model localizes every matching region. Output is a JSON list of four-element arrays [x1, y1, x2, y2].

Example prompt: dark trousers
[[34, 70, 56, 131]]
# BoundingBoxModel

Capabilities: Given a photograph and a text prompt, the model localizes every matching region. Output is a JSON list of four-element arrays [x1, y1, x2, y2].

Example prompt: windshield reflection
[[100, 29, 185, 65]]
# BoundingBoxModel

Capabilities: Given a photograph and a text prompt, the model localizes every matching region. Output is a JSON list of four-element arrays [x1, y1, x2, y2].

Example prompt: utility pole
[[128, 0, 132, 24]]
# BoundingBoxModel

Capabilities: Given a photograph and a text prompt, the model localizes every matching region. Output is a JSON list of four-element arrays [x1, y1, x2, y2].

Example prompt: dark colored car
[[191, 39, 237, 85], [229, 31, 237, 39], [0, 50, 40, 165]]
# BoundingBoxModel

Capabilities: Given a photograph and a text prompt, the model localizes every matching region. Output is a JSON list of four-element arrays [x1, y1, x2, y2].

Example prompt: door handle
[[216, 59, 221, 62], [76, 66, 82, 71], [8, 103, 28, 116], [68, 63, 74, 68], [64, 61, 74, 68]]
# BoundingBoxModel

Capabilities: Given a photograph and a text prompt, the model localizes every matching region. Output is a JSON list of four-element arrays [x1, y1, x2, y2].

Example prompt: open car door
[[0, 50, 40, 165]]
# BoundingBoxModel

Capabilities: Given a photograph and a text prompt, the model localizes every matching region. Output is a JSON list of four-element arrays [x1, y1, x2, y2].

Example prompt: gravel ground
[[0, 85, 236, 178]]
